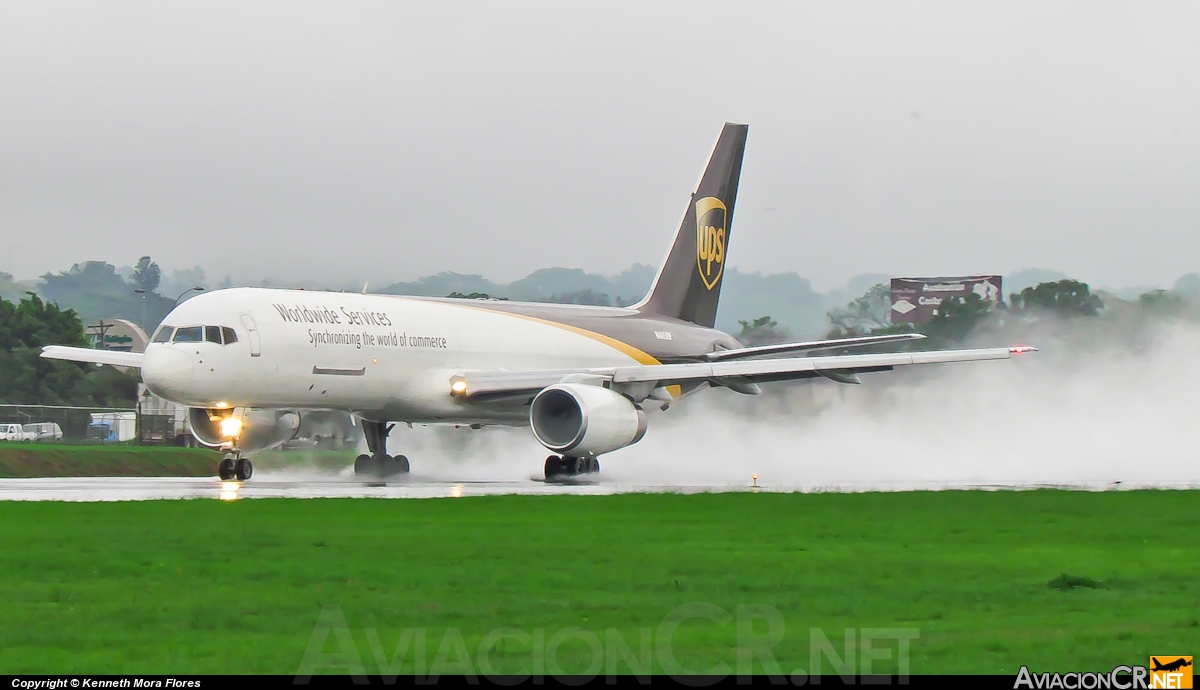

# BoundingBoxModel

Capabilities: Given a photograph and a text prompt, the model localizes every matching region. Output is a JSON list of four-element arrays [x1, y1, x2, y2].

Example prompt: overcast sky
[[1, 2, 1197, 291]]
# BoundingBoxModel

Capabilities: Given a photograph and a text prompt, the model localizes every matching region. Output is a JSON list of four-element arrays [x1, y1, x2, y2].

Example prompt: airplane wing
[[453, 346, 1037, 404], [705, 333, 926, 361], [41, 346, 145, 368]]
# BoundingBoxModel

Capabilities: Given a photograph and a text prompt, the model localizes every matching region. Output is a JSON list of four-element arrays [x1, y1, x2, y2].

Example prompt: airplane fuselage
[[41, 123, 1031, 482], [143, 287, 741, 424]]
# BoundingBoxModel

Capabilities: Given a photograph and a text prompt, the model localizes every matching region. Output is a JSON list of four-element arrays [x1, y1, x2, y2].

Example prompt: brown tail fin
[[635, 123, 748, 328]]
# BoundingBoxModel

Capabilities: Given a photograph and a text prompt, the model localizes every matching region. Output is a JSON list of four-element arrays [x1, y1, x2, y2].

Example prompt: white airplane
[[42, 123, 1035, 482]]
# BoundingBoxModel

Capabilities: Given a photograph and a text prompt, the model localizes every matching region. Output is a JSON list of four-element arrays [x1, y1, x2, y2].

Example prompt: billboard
[[86, 318, 149, 353], [889, 276, 1002, 324]]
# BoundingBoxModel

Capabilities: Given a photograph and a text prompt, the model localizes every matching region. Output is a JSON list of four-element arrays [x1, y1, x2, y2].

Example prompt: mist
[[353, 318, 1200, 492]]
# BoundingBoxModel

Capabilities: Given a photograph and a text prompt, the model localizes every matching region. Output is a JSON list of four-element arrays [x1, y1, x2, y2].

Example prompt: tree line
[[0, 294, 139, 406], [5, 258, 1197, 407], [2, 256, 211, 334], [738, 279, 1198, 348]]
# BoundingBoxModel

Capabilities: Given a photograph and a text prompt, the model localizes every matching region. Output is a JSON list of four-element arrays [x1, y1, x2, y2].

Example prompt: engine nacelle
[[530, 383, 647, 456], [188, 407, 301, 453]]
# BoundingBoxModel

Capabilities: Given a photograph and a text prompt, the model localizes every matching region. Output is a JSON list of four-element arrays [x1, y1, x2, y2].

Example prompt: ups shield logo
[[695, 197, 727, 290]]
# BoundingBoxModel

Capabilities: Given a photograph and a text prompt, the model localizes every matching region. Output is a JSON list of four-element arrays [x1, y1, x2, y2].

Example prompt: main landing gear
[[218, 451, 253, 481], [544, 455, 599, 480], [354, 419, 411, 480]]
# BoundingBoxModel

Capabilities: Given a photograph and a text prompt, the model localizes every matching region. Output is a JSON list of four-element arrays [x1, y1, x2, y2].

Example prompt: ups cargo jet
[[42, 123, 1035, 482]]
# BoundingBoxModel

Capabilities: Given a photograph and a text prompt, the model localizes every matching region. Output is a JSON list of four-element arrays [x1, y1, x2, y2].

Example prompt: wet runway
[[0, 472, 1194, 502]]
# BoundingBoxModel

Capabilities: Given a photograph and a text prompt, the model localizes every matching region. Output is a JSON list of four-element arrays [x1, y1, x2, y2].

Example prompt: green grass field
[[0, 444, 220, 478], [1, 491, 1196, 676]]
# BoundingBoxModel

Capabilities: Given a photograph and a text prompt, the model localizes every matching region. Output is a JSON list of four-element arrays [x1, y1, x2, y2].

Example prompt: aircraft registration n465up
[[42, 123, 1036, 482]]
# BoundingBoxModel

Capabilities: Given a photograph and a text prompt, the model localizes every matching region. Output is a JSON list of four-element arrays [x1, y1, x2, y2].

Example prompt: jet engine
[[188, 407, 301, 453], [529, 383, 647, 456]]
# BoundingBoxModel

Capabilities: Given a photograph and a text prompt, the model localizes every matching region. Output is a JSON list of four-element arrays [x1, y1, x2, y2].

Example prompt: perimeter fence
[[0, 403, 142, 444], [0, 402, 361, 448]]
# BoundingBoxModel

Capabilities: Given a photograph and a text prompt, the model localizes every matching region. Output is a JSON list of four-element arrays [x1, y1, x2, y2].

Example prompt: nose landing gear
[[218, 451, 253, 481]]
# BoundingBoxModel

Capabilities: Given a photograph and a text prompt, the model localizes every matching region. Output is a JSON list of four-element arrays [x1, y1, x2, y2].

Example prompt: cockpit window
[[221, 327, 238, 344], [205, 326, 222, 344], [173, 326, 203, 342], [152, 326, 174, 343]]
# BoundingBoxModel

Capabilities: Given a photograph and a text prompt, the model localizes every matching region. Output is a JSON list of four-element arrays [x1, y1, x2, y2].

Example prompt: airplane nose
[[142, 347, 194, 398]]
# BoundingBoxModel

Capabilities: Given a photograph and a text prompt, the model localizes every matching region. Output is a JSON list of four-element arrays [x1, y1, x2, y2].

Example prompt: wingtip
[[1009, 346, 1039, 354]]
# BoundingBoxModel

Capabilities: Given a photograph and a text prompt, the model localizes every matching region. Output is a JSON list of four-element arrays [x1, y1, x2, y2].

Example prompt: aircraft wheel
[[354, 454, 373, 476], [394, 455, 410, 474], [376, 455, 397, 478], [544, 455, 567, 479], [566, 458, 595, 475], [218, 455, 236, 481], [234, 458, 253, 481], [375, 455, 397, 478]]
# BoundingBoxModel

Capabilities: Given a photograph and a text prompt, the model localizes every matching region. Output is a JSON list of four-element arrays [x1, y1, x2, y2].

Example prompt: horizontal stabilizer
[[41, 346, 144, 368]]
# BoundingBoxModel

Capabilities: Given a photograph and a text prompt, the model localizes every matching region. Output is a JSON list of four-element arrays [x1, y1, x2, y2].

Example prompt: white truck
[[24, 422, 64, 441], [0, 423, 37, 442]]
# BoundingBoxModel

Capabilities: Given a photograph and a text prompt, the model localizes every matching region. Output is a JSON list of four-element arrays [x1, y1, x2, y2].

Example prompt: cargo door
[[240, 314, 261, 357]]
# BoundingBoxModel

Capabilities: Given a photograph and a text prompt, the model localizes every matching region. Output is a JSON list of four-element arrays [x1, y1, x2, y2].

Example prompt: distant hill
[[717, 269, 826, 337], [379, 272, 505, 299], [0, 272, 38, 303], [382, 265, 1134, 340], [20, 257, 1198, 342], [380, 264, 831, 338]]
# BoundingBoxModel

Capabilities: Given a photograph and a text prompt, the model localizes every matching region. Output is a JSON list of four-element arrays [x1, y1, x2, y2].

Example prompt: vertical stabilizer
[[636, 123, 748, 328]]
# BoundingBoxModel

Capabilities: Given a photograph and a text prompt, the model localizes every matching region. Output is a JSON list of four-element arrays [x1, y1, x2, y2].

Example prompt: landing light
[[450, 379, 468, 396], [219, 417, 243, 439], [214, 401, 229, 409]]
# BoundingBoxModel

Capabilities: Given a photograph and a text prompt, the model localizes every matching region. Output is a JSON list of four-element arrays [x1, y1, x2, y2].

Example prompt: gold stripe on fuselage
[[429, 299, 682, 399]]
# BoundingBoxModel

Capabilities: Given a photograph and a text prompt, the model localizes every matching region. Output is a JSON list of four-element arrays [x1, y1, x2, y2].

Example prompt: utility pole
[[87, 320, 114, 350], [133, 289, 148, 331]]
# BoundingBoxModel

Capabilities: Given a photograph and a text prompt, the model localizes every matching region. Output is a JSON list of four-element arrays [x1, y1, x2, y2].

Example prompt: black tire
[[353, 454, 372, 476], [394, 455, 410, 474], [544, 455, 566, 479], [379, 455, 397, 478], [570, 456, 599, 475], [376, 454, 394, 478], [234, 458, 253, 481], [218, 456, 236, 481]]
